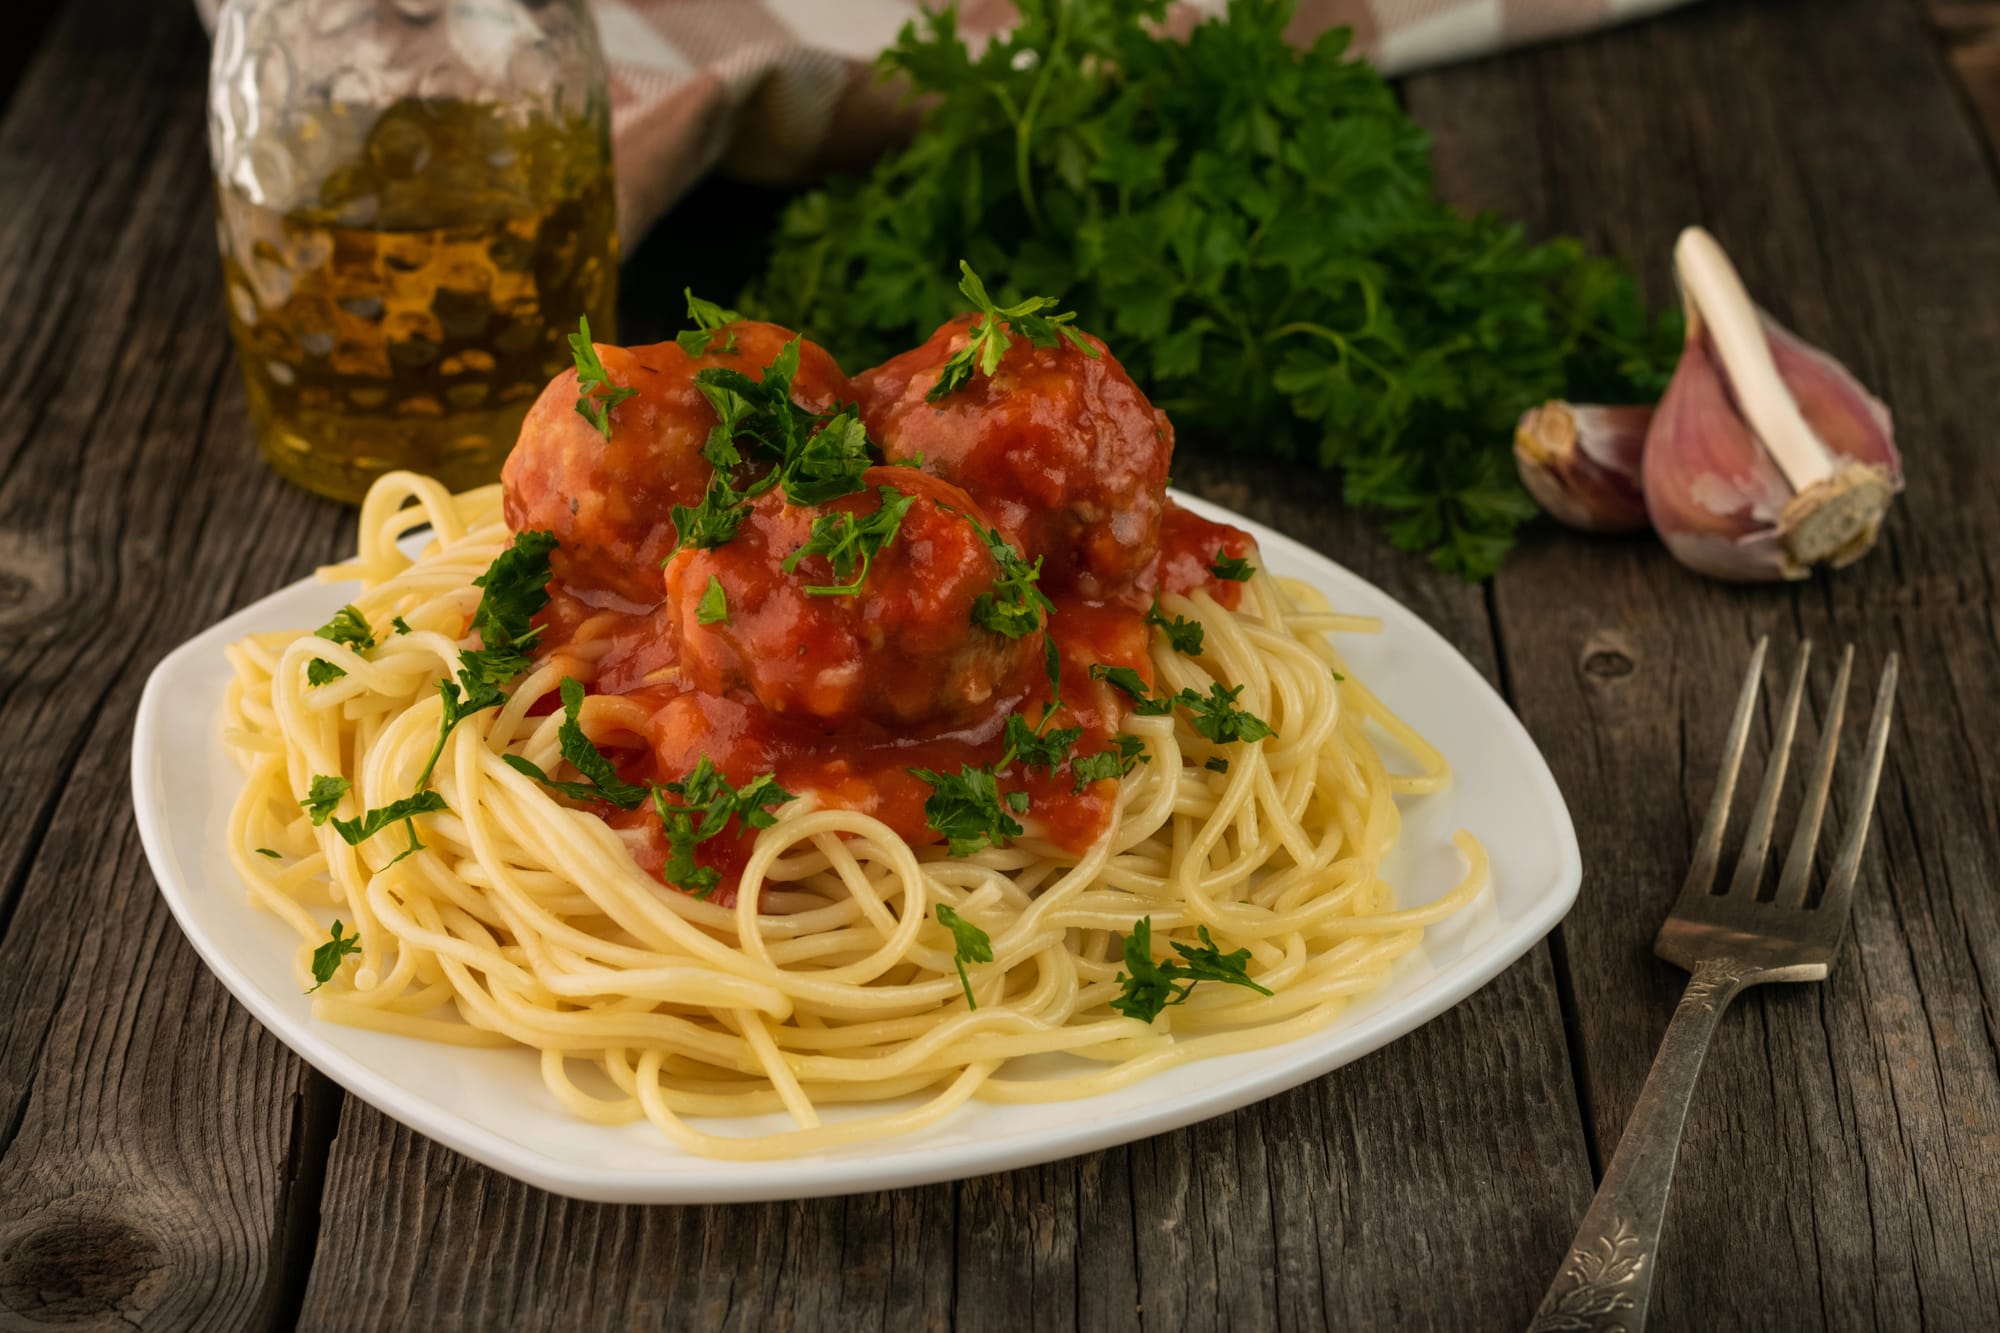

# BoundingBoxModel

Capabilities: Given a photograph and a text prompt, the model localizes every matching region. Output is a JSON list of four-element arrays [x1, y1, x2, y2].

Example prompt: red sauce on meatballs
[[500, 314, 1256, 904]]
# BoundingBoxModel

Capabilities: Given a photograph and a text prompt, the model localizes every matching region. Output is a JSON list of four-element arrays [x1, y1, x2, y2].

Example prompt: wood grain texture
[[0, 1, 353, 1328], [1406, 0, 2000, 1325], [296, 453, 1598, 1332]]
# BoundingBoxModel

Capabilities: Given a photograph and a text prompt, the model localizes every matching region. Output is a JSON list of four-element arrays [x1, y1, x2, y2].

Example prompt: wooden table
[[4, 0, 1997, 1327]]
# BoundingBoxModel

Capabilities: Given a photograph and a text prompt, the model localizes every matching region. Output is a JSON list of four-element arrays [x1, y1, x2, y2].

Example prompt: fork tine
[[1773, 645, 1854, 906], [1680, 637, 1769, 900], [1724, 642, 1812, 898], [1817, 654, 1899, 921]]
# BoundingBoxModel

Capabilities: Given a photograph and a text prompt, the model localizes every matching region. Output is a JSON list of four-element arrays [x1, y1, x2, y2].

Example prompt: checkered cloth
[[198, 1, 1700, 241]]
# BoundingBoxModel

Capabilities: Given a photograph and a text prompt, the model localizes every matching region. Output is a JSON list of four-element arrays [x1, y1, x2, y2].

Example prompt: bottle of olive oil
[[210, 1, 617, 502]]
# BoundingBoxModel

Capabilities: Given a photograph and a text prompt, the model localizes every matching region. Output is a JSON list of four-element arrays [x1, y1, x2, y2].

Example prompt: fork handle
[[1529, 957, 1752, 1332]]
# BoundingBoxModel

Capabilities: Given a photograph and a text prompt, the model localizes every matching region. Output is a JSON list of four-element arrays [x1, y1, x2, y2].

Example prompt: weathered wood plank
[[1410, 0, 2000, 1325], [0, 0, 355, 1326], [1929, 4, 2000, 163]]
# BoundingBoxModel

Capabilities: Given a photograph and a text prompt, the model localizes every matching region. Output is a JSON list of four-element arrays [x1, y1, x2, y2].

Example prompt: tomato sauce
[[510, 320, 1257, 906]]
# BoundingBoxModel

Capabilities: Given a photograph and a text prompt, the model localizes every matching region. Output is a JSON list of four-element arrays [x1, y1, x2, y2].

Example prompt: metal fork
[[1529, 639, 1898, 1333]]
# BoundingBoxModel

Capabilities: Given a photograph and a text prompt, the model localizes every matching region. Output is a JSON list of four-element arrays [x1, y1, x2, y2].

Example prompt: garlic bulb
[[1514, 402, 1653, 533], [1644, 228, 1902, 581]]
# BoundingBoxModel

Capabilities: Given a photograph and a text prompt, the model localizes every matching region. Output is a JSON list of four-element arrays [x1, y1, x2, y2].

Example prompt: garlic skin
[[1514, 402, 1653, 533], [1644, 228, 1902, 581]]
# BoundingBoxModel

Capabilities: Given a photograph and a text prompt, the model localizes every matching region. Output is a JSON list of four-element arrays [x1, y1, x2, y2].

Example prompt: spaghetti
[[222, 302, 1485, 1160]]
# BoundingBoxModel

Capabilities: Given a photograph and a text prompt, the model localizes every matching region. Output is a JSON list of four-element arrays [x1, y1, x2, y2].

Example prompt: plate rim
[[131, 493, 1580, 1204]]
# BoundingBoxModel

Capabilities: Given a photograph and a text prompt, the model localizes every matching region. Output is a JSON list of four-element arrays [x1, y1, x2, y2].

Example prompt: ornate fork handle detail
[[1529, 957, 1754, 1332]]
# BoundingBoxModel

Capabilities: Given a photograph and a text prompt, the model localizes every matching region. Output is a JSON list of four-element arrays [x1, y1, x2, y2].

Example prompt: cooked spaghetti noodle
[[223, 302, 1484, 1159]]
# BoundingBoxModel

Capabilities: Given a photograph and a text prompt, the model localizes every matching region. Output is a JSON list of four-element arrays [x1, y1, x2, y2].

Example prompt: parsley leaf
[[1179, 682, 1276, 745], [671, 475, 754, 553], [255, 846, 282, 859], [1205, 756, 1231, 774], [307, 604, 377, 686], [1072, 734, 1148, 791], [925, 261, 1099, 402], [697, 576, 729, 625], [779, 410, 875, 507], [968, 522, 1054, 639], [1003, 714, 1082, 779], [471, 529, 557, 653], [1088, 664, 1173, 716], [1087, 666, 1273, 742], [910, 763, 1028, 857], [780, 484, 914, 595], [307, 920, 362, 993], [1145, 602, 1204, 655], [329, 790, 448, 852], [392, 616, 413, 635], [678, 287, 744, 357], [1210, 550, 1256, 582], [300, 775, 351, 825], [742, 0, 1680, 576], [568, 315, 637, 439], [935, 903, 993, 1009], [1110, 919, 1272, 1022], [651, 759, 795, 897], [503, 677, 649, 810]]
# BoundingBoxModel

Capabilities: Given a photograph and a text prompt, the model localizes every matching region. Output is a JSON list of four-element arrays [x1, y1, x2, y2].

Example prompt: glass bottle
[[208, 0, 618, 502]]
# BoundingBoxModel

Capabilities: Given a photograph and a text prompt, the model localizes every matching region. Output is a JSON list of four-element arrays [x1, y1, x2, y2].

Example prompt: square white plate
[[131, 494, 1579, 1203]]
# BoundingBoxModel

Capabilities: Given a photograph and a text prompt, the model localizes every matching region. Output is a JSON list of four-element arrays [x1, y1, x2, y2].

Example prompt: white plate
[[131, 495, 1579, 1204]]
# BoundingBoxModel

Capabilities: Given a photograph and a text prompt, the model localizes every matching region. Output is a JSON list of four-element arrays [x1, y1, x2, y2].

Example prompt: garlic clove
[[1514, 401, 1653, 533], [1643, 228, 1903, 582]]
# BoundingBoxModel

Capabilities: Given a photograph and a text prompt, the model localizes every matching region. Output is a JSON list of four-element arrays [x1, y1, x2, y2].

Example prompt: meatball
[[664, 467, 1042, 729], [502, 321, 847, 607], [853, 315, 1172, 603]]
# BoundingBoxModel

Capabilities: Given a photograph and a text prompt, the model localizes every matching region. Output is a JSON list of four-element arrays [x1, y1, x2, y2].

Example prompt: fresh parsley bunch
[[744, 0, 1679, 576]]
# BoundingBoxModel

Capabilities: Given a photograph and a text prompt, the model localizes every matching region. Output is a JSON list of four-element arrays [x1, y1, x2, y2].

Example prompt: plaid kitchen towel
[[198, 0, 1701, 241]]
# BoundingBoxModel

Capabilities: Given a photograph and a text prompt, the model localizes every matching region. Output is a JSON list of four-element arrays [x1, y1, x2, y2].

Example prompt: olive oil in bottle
[[217, 97, 617, 502]]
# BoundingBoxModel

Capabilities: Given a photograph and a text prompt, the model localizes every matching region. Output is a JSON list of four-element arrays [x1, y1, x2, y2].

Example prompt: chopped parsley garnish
[[409, 528, 559, 787], [781, 484, 914, 595], [672, 341, 883, 553], [1331, 669, 1346, 682], [1073, 734, 1149, 791], [502, 677, 649, 810], [651, 759, 795, 897], [470, 529, 557, 652], [779, 410, 876, 507], [909, 764, 1029, 858], [391, 616, 413, 635], [696, 576, 729, 625], [568, 315, 637, 439], [1088, 665, 1274, 741], [1180, 682, 1276, 744], [925, 261, 1098, 402], [935, 903, 993, 1009], [299, 775, 351, 825], [1002, 714, 1082, 780], [1110, 919, 1272, 1023], [677, 288, 744, 358], [255, 847, 282, 859], [1088, 664, 1173, 716], [1205, 756, 1231, 774], [329, 791, 449, 864], [671, 475, 754, 553], [307, 604, 377, 686], [307, 920, 362, 993], [1145, 603, 1204, 656], [1210, 550, 1256, 582], [968, 523, 1054, 639]]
